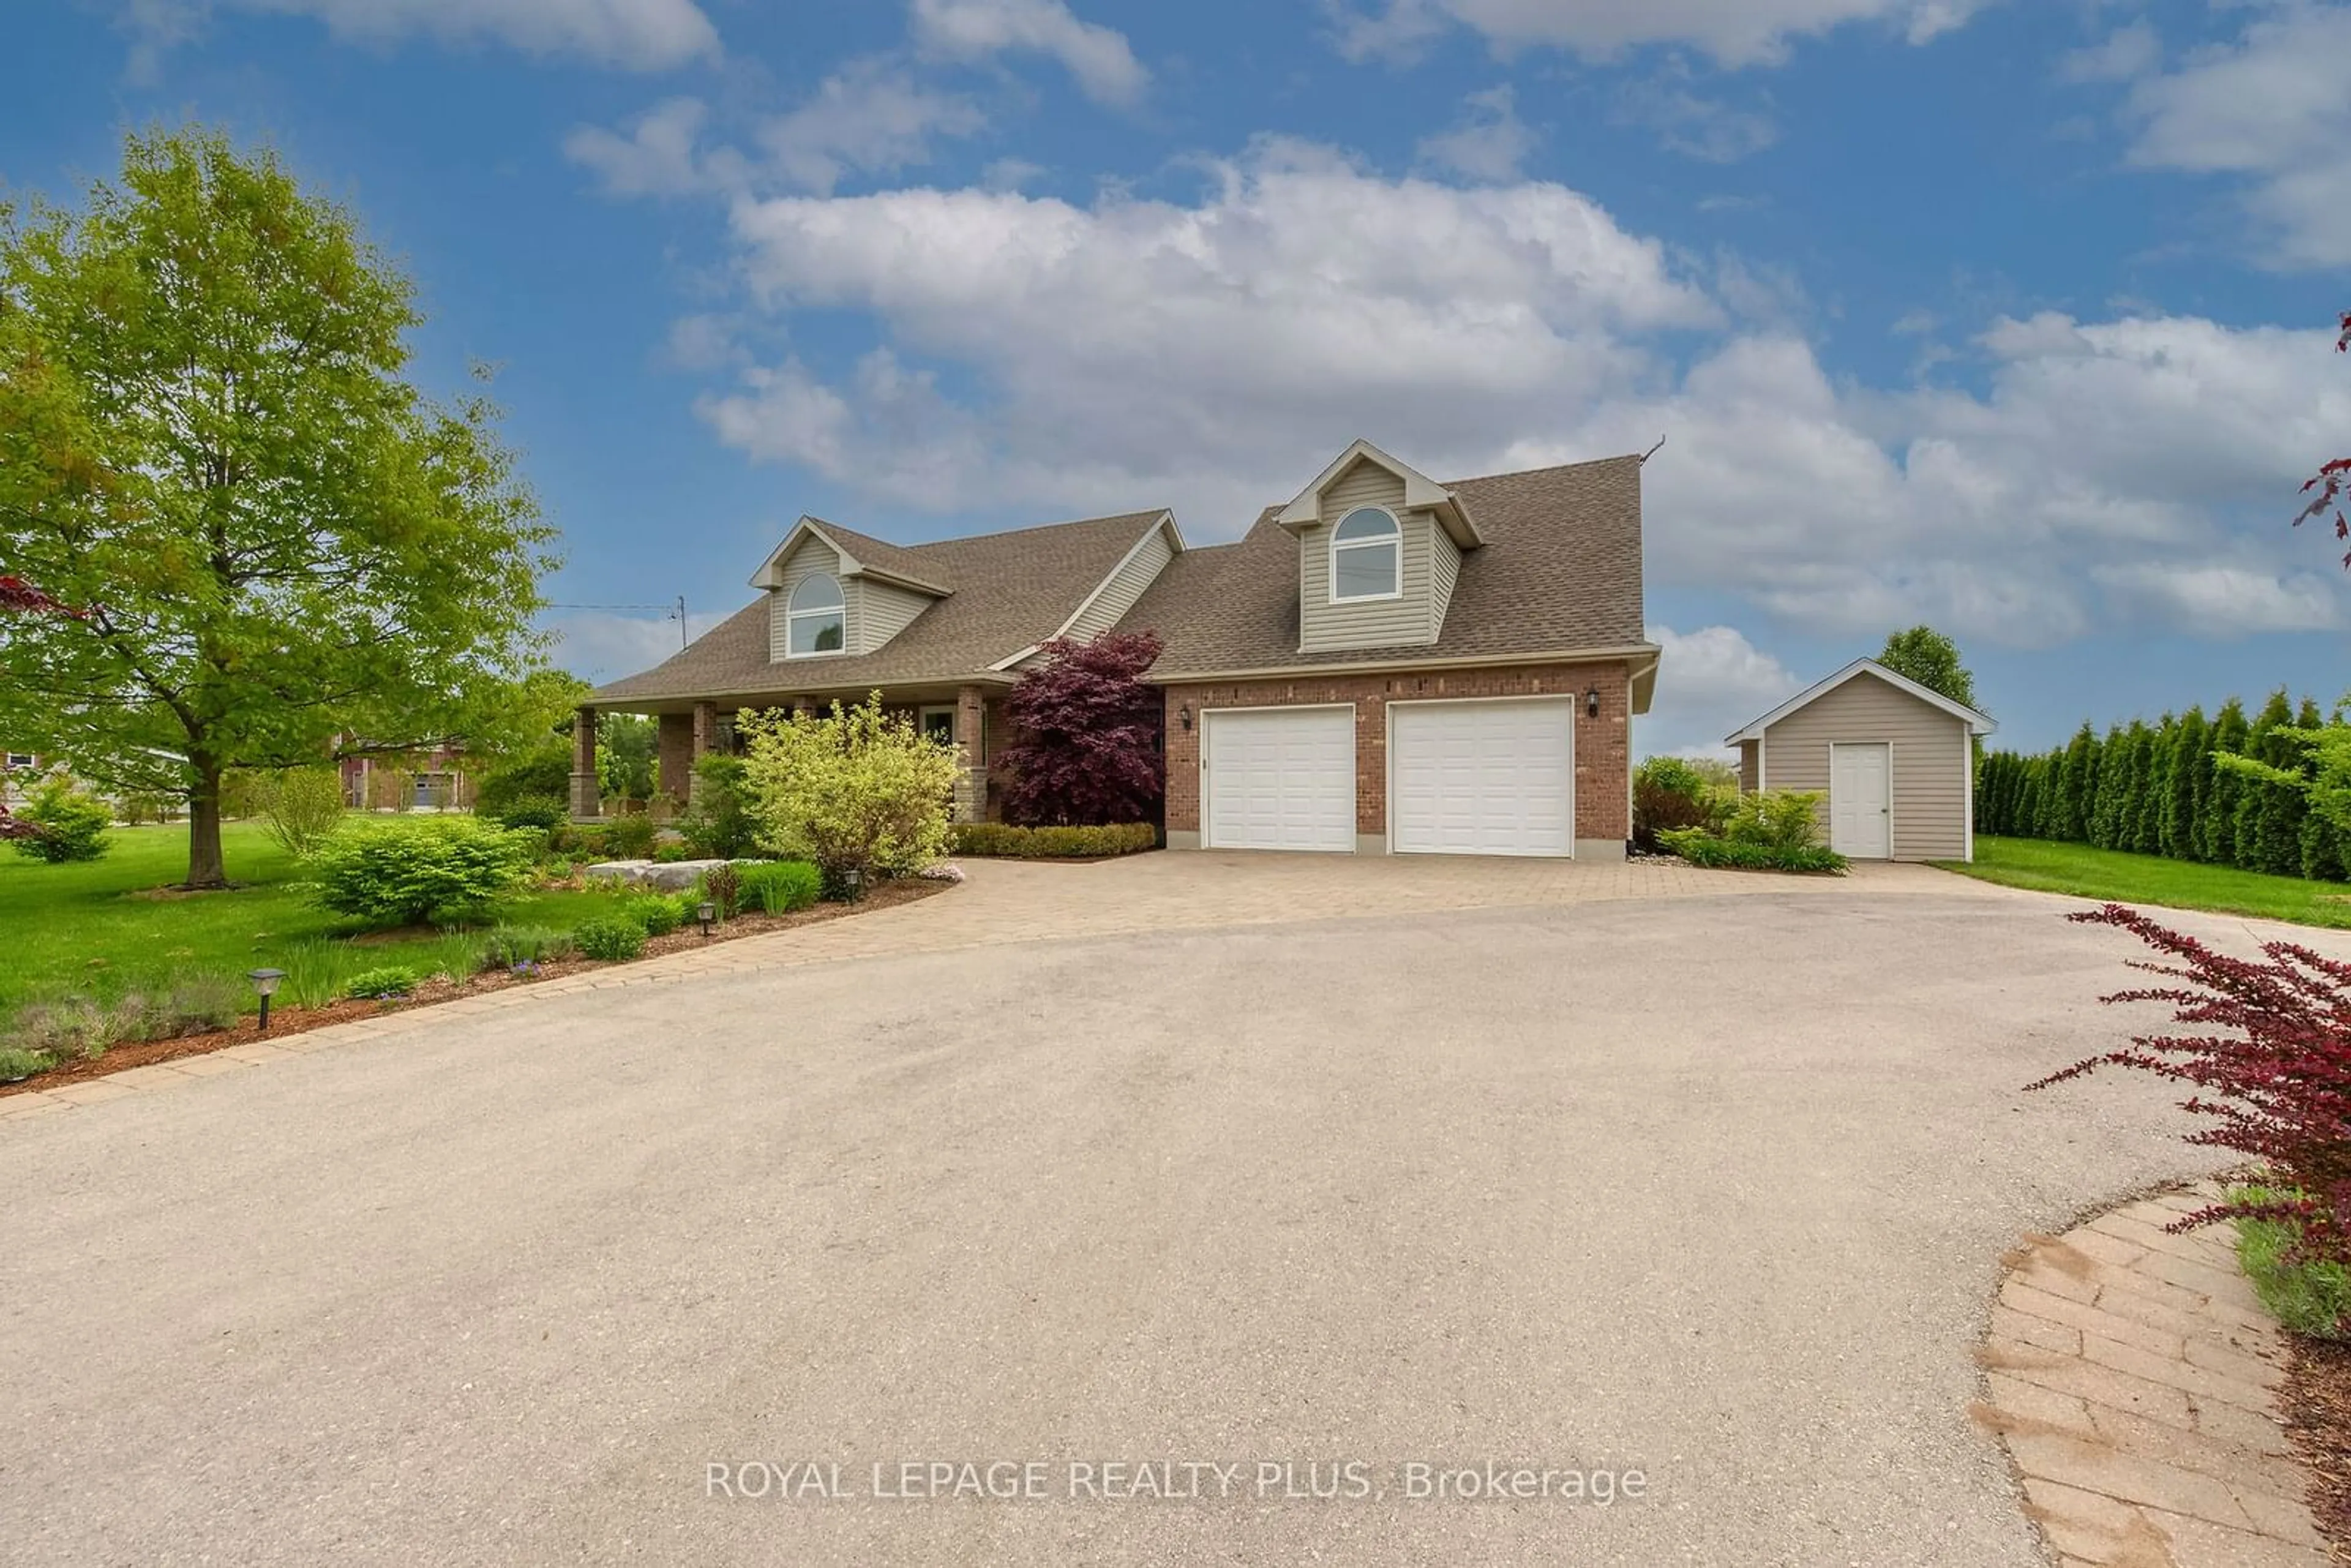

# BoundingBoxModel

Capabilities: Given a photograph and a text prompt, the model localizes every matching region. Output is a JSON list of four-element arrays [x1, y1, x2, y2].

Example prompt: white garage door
[[1202, 707, 1356, 852], [1390, 699, 1575, 858]]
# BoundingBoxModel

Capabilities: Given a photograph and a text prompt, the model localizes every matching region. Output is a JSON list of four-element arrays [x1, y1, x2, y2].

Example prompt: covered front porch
[[571, 682, 1010, 823]]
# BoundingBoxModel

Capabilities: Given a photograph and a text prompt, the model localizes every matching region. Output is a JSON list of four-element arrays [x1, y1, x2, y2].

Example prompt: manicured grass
[[0, 819, 634, 1015], [1935, 836, 2351, 929]]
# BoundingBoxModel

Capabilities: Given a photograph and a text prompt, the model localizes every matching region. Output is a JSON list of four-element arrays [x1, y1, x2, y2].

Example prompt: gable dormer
[[1276, 441, 1482, 654], [750, 518, 949, 664]]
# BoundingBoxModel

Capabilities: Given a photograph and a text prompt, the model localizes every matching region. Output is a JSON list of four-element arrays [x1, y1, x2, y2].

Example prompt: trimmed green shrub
[[951, 822, 1157, 858], [1658, 828, 1847, 874], [738, 697, 958, 885], [1719, 789, 1828, 850], [574, 917, 647, 962], [604, 812, 659, 859], [306, 816, 539, 927], [736, 859, 822, 913], [10, 776, 111, 863], [651, 842, 691, 864], [621, 892, 687, 937], [483, 926, 576, 967], [343, 966, 416, 1000], [551, 821, 611, 858]]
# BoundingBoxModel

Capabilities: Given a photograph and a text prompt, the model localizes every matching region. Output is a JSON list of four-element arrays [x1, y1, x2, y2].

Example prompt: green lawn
[[1935, 836, 2351, 929], [0, 819, 634, 1017]]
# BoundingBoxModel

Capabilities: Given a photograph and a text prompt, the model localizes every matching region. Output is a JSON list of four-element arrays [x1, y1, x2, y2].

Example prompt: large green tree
[[1877, 625, 1979, 708], [0, 129, 559, 886]]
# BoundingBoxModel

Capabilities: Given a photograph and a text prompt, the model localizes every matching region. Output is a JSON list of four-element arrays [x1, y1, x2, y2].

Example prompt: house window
[[787, 574, 846, 656], [920, 707, 957, 746], [4, 754, 32, 770], [1330, 507, 1401, 601]]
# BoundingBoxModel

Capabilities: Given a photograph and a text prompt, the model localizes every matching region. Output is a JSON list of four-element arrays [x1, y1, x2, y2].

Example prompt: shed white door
[[1390, 699, 1575, 858], [1202, 707, 1355, 852], [1830, 743, 1892, 859]]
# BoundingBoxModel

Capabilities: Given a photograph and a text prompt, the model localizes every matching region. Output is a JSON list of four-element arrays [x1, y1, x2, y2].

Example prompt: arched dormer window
[[1330, 507, 1401, 602], [787, 573, 846, 656]]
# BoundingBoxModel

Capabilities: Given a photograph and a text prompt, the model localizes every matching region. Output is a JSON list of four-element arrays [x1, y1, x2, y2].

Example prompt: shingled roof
[[591, 452, 1649, 710], [591, 509, 1170, 708], [1113, 454, 1648, 675]]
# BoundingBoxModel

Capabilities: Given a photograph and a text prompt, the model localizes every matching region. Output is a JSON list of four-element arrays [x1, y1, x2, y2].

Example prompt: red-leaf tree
[[2295, 311, 2351, 570], [2029, 905, 2351, 1273], [997, 631, 1164, 827]]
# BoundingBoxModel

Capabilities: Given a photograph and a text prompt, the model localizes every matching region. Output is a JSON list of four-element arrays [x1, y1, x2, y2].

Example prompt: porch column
[[953, 684, 988, 823], [689, 701, 718, 802], [570, 705, 601, 820]]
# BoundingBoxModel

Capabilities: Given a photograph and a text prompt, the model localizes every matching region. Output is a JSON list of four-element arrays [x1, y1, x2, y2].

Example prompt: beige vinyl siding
[[1428, 527, 1462, 640], [1738, 740, 1760, 793], [1064, 522, 1174, 642], [1299, 457, 1439, 653], [1758, 670, 1970, 861], [767, 534, 848, 662], [852, 577, 931, 653]]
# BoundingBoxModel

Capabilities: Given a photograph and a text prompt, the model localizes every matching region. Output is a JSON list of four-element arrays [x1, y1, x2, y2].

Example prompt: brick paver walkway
[[0, 853, 1997, 1127], [1974, 1185, 2331, 1566]]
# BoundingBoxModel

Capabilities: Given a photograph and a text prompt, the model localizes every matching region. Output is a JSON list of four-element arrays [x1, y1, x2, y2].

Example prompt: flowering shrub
[[2030, 904, 2351, 1297], [738, 697, 959, 887]]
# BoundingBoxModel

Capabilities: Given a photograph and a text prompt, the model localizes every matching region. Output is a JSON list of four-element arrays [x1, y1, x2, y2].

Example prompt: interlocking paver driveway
[[3, 853, 2343, 1566]]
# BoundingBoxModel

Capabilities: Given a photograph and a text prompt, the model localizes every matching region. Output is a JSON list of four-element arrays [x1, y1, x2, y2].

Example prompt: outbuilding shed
[[1725, 658, 1997, 863]]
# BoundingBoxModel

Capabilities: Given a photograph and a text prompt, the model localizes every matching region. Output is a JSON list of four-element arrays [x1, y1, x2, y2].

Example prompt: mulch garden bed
[[2280, 1334, 2351, 1559], [0, 877, 947, 1099]]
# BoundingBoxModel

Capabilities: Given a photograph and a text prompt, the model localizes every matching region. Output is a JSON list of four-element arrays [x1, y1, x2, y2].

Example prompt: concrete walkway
[[1978, 1187, 2330, 1567]]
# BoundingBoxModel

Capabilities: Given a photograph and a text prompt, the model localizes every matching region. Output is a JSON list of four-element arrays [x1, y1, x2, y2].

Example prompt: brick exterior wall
[[657, 712, 695, 803], [1161, 659, 1633, 847]]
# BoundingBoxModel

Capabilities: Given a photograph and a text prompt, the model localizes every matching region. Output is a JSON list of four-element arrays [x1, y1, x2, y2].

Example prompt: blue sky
[[12, 0, 2351, 756]]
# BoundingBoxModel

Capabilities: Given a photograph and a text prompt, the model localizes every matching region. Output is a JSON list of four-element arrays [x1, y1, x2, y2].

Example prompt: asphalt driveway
[[1, 868, 2327, 1566]]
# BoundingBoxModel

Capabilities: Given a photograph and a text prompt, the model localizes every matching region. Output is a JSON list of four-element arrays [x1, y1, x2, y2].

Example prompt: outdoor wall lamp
[[1179, 702, 1193, 732], [248, 968, 285, 1033], [696, 901, 716, 938], [1584, 687, 1601, 719]]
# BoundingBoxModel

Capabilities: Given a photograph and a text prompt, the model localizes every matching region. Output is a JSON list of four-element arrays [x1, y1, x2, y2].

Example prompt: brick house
[[590, 441, 1660, 860]]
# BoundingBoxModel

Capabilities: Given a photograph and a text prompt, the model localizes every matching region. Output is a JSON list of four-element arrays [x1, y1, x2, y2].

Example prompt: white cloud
[[568, 64, 986, 198], [125, 0, 718, 70], [670, 141, 2347, 651], [761, 60, 988, 193], [1416, 86, 1537, 182], [2118, 3, 2351, 268], [2059, 19, 2159, 84], [1641, 625, 1803, 757], [565, 97, 741, 197], [2092, 562, 2344, 638], [1614, 69, 1779, 162], [1330, 0, 1995, 69], [911, 0, 1148, 105]]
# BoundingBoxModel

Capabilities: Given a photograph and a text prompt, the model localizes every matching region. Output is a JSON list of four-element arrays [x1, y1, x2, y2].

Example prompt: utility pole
[[674, 595, 688, 651]]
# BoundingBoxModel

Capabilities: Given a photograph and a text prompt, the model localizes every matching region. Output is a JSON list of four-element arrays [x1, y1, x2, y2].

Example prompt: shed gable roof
[[1724, 658, 1998, 745]]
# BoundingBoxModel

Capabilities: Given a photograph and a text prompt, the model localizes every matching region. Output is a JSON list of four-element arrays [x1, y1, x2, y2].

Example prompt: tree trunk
[[186, 760, 228, 889]]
